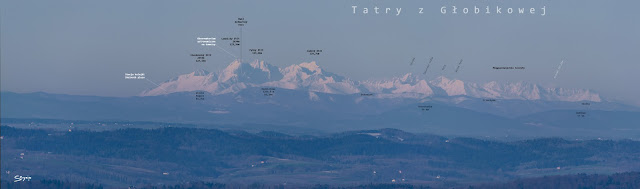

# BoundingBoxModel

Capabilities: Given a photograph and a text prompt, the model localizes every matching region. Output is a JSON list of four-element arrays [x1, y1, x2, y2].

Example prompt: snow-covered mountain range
[[141, 60, 601, 102], [4, 60, 638, 137]]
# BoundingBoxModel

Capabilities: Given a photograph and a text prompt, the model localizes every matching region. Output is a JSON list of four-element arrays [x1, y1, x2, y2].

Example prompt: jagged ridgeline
[[142, 60, 601, 102]]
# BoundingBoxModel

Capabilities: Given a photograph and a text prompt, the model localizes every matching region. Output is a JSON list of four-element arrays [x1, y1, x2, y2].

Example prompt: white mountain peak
[[249, 60, 277, 73], [429, 76, 467, 96], [399, 73, 415, 83], [219, 60, 242, 83], [299, 61, 322, 74]]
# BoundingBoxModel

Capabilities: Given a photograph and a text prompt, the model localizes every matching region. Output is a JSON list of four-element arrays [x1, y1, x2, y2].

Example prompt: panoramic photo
[[1, 0, 639, 188]]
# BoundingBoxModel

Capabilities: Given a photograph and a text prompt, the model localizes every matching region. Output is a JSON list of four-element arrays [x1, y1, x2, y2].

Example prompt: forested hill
[[2, 126, 640, 187], [2, 172, 640, 189]]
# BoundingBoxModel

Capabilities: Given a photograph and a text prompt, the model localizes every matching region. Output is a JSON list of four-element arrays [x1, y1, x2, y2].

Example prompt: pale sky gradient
[[1, 0, 639, 105]]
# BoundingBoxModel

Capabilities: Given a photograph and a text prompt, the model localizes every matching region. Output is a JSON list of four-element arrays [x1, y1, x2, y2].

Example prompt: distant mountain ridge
[[141, 60, 601, 102]]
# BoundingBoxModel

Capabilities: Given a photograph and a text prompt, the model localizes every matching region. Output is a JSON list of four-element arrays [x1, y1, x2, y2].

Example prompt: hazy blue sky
[[1, 0, 638, 105]]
